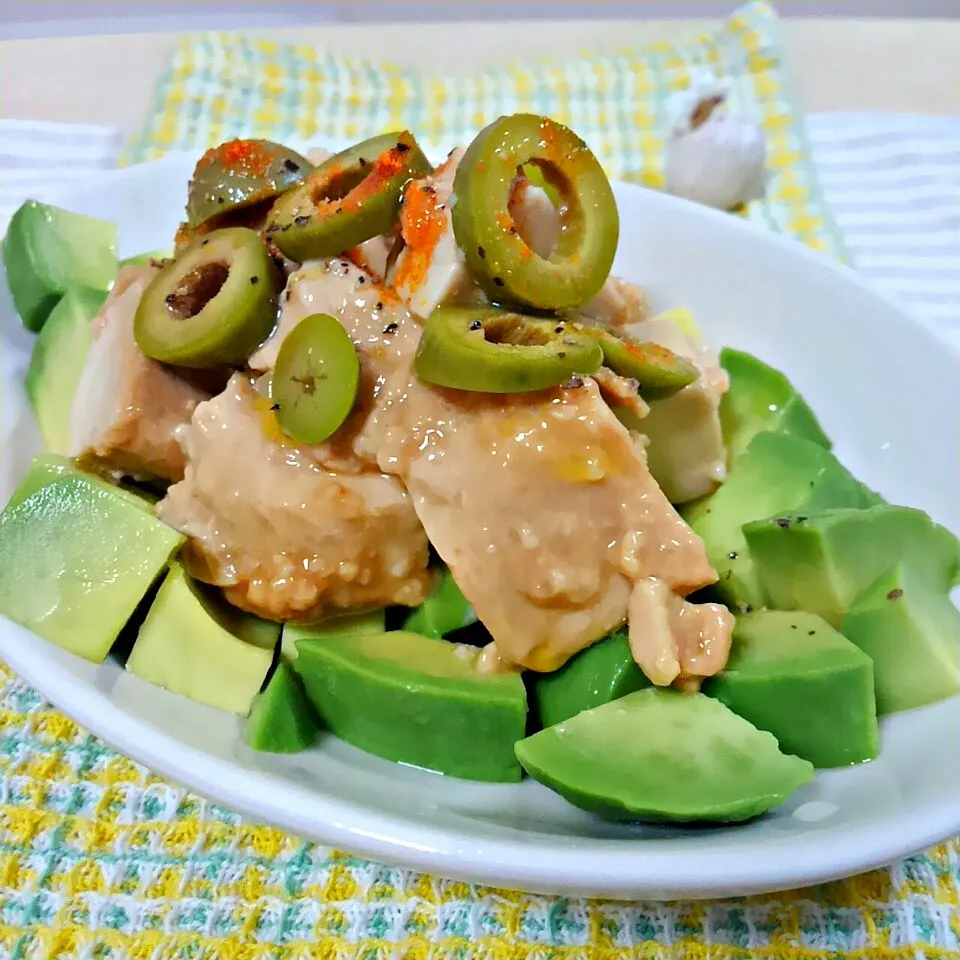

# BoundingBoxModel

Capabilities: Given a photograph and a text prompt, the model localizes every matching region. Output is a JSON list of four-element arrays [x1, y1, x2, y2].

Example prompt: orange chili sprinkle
[[198, 139, 274, 178], [394, 180, 446, 292]]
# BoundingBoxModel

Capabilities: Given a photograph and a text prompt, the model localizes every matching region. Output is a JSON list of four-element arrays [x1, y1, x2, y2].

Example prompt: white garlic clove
[[664, 115, 768, 212]]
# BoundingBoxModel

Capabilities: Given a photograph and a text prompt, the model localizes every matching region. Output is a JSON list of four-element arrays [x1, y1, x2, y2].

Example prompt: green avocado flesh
[[244, 661, 319, 753], [6, 454, 156, 514], [842, 563, 960, 715], [704, 611, 878, 768], [403, 567, 476, 640], [3, 200, 117, 332], [25, 285, 106, 454], [515, 688, 813, 823], [532, 629, 649, 729], [744, 505, 960, 628], [719, 348, 831, 464], [127, 563, 276, 716], [682, 431, 880, 612], [293, 630, 528, 782], [120, 249, 171, 267], [281, 608, 386, 662], [0, 470, 183, 662]]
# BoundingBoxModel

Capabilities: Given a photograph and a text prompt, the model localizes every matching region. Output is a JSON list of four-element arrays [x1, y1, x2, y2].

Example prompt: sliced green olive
[[452, 113, 618, 311], [187, 139, 313, 229], [134, 227, 281, 368], [266, 132, 431, 262], [414, 306, 603, 394], [272, 312, 360, 444], [583, 325, 701, 400]]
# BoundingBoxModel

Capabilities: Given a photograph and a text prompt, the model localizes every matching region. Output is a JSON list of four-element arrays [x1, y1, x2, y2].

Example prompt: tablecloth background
[[1, 2, 959, 956]]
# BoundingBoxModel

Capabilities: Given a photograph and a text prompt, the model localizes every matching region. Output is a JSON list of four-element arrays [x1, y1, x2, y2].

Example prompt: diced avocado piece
[[532, 628, 649, 728], [3, 200, 118, 332], [25, 285, 106, 454], [294, 630, 528, 782], [403, 567, 476, 639], [719, 348, 831, 464], [703, 611, 878, 768], [127, 563, 275, 715], [655, 305, 702, 340], [5, 453, 76, 510], [120, 249, 171, 268], [842, 563, 960, 715], [5, 454, 155, 514], [744, 505, 960, 627], [683, 432, 879, 612], [244, 661, 319, 753], [281, 608, 385, 662], [515, 688, 813, 823], [0, 474, 183, 662]]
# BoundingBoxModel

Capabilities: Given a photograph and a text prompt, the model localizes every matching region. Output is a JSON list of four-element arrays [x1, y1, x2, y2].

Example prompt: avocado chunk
[[655, 305, 702, 340], [744, 505, 960, 627], [704, 611, 878, 768], [6, 454, 156, 514], [25, 285, 107, 454], [244, 661, 319, 753], [280, 608, 385, 662], [293, 630, 528, 782], [515, 688, 813, 823], [120, 249, 171, 268], [403, 566, 476, 639], [127, 563, 276, 715], [842, 562, 960, 715], [3, 200, 118, 332], [719, 348, 831, 464], [5, 453, 76, 510], [532, 628, 649, 729], [683, 432, 879, 611], [0, 473, 183, 662]]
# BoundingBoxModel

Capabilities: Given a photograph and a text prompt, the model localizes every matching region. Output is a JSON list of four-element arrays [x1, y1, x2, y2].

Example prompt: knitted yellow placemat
[[2, 2, 958, 957]]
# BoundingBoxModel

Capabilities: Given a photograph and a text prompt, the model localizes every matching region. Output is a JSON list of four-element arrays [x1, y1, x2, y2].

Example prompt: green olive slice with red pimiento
[[265, 132, 431, 262], [186, 139, 313, 229], [272, 313, 360, 444], [451, 113, 618, 311], [134, 227, 281, 368], [414, 306, 603, 394], [582, 325, 701, 400]]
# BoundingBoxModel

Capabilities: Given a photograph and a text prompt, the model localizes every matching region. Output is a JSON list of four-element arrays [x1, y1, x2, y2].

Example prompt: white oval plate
[[1, 152, 959, 902]]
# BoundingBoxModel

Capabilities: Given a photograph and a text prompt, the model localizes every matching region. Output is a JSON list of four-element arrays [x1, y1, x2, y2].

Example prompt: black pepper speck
[[775, 518, 791, 529], [469, 320, 482, 331], [284, 159, 300, 172], [294, 214, 310, 226], [728, 551, 738, 560], [382, 322, 399, 335], [887, 588, 904, 601], [493, 277, 505, 287], [396, 142, 410, 153], [250, 276, 259, 285], [477, 246, 486, 259]]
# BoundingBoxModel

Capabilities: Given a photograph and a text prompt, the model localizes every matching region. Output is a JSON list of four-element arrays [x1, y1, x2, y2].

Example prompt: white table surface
[[1, 18, 958, 140]]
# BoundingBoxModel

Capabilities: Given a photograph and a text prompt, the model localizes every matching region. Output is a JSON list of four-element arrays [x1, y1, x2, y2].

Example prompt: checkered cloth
[[1, 2, 960, 956]]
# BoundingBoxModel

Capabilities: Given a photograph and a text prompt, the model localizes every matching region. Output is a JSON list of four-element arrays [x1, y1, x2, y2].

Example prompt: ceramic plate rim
[[1, 153, 958, 901]]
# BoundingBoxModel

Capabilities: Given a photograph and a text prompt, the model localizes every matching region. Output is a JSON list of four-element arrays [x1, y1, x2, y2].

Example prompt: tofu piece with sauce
[[68, 264, 212, 482], [157, 373, 431, 622], [374, 359, 731, 683]]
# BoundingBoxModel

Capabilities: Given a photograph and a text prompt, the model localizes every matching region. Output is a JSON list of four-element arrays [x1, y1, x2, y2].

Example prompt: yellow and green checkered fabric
[[128, 1, 849, 264], [4, 2, 959, 958]]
